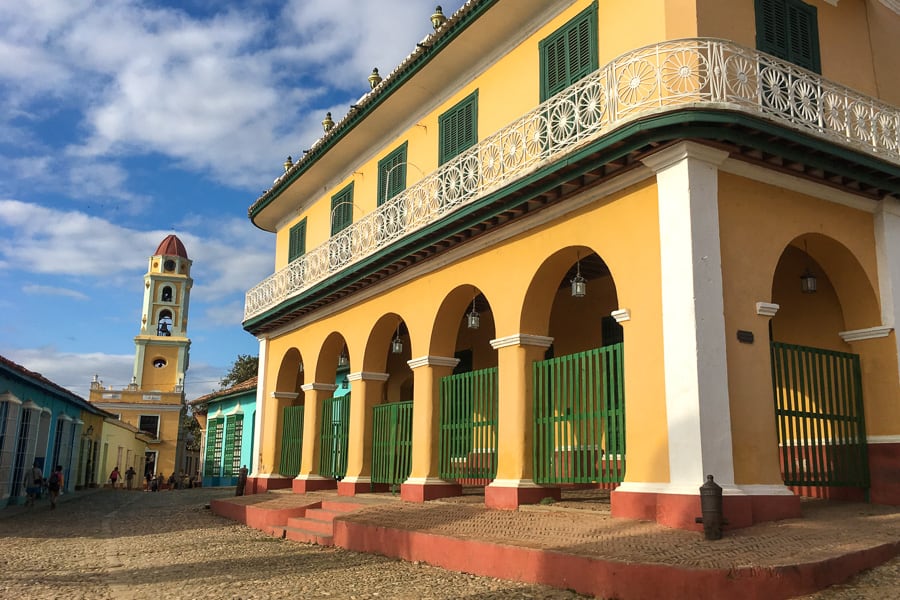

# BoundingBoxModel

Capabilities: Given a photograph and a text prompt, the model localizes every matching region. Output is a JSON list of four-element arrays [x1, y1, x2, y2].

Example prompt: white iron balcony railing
[[245, 37, 900, 321]]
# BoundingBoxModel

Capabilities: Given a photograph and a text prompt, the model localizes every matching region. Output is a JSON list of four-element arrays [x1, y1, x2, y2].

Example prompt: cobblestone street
[[2, 488, 899, 599], [0, 488, 586, 599]]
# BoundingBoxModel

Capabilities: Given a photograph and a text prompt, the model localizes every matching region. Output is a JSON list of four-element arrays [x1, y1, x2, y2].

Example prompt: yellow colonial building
[[242, 0, 900, 530], [90, 235, 192, 480]]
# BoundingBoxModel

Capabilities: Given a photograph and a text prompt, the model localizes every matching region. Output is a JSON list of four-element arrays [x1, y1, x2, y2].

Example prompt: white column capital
[[641, 141, 729, 173], [270, 391, 299, 400], [838, 326, 894, 343], [407, 355, 460, 369], [756, 302, 780, 317], [346, 371, 390, 382], [489, 334, 554, 350], [300, 382, 338, 392]]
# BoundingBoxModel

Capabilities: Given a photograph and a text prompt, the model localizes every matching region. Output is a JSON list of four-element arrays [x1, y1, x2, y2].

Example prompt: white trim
[[614, 481, 789, 496], [867, 435, 900, 444], [226, 403, 243, 416], [403, 476, 457, 486], [0, 391, 22, 405], [489, 334, 554, 350], [719, 158, 878, 213], [611, 308, 631, 323], [407, 355, 460, 369], [346, 371, 389, 382], [874, 197, 900, 387], [92, 402, 182, 412], [838, 326, 893, 342], [756, 302, 780, 317], [650, 141, 736, 487], [300, 383, 338, 392], [486, 478, 548, 489], [876, 0, 900, 16], [57, 413, 73, 422], [253, 336, 267, 474], [254, 473, 290, 480], [340, 475, 371, 484], [271, 391, 299, 400], [296, 473, 331, 481]]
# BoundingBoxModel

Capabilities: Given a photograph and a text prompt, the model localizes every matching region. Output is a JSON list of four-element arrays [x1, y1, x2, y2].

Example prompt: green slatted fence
[[439, 367, 498, 484], [279, 406, 304, 477], [320, 395, 350, 480], [533, 344, 625, 486], [372, 401, 414, 489], [771, 342, 869, 488]]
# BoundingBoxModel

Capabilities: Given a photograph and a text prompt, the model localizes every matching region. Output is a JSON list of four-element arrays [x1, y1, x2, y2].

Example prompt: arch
[[157, 310, 173, 336], [522, 246, 619, 347], [314, 332, 350, 387], [430, 285, 497, 365], [161, 286, 173, 303], [364, 313, 412, 404], [275, 348, 304, 395]]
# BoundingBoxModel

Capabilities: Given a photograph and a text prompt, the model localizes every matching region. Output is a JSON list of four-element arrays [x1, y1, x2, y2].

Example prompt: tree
[[219, 354, 259, 389]]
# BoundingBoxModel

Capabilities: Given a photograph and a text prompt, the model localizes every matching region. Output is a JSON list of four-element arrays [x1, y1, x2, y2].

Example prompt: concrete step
[[320, 499, 369, 513], [284, 525, 334, 546], [286, 514, 334, 535]]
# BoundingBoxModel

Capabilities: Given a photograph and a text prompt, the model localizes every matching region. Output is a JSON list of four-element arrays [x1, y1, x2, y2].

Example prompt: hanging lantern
[[800, 268, 817, 294], [466, 297, 480, 329], [337, 348, 349, 367], [571, 259, 586, 298], [391, 325, 403, 354]]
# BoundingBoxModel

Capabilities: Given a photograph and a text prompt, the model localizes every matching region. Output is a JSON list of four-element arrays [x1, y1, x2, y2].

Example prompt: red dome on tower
[[154, 235, 188, 259]]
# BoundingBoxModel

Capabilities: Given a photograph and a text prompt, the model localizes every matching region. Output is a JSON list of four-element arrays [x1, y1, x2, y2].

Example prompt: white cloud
[[23, 284, 88, 300]]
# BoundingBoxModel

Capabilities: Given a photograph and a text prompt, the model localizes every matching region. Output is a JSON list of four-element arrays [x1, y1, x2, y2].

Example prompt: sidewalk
[[212, 488, 900, 600]]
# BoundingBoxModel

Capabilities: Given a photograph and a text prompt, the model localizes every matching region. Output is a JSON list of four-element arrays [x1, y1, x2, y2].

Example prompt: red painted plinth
[[250, 477, 292, 493], [612, 489, 801, 530], [485, 485, 560, 510], [337, 480, 383, 496], [401, 482, 462, 502], [868, 442, 900, 505], [293, 477, 337, 493]]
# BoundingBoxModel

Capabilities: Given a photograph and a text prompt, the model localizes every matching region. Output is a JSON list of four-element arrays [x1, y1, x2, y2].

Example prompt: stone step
[[283, 525, 334, 547], [320, 499, 369, 513], [286, 514, 334, 535]]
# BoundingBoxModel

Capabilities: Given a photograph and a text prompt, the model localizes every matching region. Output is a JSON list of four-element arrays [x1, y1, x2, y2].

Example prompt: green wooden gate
[[279, 405, 304, 477], [771, 342, 869, 488], [533, 344, 625, 485], [372, 401, 413, 488], [204, 417, 223, 478], [439, 367, 498, 484], [320, 395, 350, 480]]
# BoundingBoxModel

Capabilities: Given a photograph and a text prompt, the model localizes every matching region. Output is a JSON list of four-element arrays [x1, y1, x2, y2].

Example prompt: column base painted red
[[611, 489, 801, 530], [485, 485, 560, 510], [869, 442, 900, 505], [401, 481, 462, 502], [337, 480, 391, 495], [247, 476, 292, 493], [292, 477, 337, 493]]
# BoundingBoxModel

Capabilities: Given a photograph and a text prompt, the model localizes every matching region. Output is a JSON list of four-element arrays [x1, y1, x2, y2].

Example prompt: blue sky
[[0, 0, 467, 400]]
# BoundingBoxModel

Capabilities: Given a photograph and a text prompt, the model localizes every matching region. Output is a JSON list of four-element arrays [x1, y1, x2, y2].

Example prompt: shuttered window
[[539, 2, 598, 101], [439, 91, 478, 165], [288, 218, 306, 262], [378, 142, 408, 206], [330, 183, 355, 235], [756, 0, 820, 73]]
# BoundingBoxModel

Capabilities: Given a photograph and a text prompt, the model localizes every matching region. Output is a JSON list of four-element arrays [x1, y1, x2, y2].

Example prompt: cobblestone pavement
[[0, 488, 586, 599], [2, 488, 899, 599]]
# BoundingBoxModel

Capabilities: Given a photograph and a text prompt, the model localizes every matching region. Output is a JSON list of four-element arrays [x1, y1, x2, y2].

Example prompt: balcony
[[244, 38, 900, 323]]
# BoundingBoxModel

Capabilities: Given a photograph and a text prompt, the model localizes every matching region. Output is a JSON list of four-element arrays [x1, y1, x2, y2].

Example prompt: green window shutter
[[231, 414, 244, 476], [330, 183, 354, 235], [377, 142, 408, 206], [288, 218, 306, 262], [539, 1, 598, 101], [223, 417, 237, 477], [756, 0, 820, 73], [439, 91, 478, 165]]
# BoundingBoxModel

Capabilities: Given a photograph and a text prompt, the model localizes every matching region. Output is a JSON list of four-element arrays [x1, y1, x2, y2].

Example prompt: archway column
[[874, 196, 900, 385], [401, 356, 462, 502], [485, 334, 560, 509], [339, 371, 390, 496], [612, 142, 798, 530], [294, 382, 338, 493]]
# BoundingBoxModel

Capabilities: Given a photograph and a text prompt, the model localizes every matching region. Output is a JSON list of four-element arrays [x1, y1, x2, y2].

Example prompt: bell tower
[[133, 234, 192, 392]]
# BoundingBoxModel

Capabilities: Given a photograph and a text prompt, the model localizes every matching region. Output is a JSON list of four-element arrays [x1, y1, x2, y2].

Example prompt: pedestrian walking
[[47, 465, 63, 510], [144, 471, 152, 491], [125, 466, 136, 490], [24, 462, 43, 507], [109, 466, 120, 488]]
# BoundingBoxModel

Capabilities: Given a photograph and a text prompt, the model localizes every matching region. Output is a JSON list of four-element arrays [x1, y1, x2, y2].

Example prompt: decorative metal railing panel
[[371, 401, 414, 489], [770, 342, 869, 489], [319, 395, 350, 480], [245, 38, 900, 320], [279, 405, 304, 477], [533, 344, 625, 486], [439, 367, 498, 485]]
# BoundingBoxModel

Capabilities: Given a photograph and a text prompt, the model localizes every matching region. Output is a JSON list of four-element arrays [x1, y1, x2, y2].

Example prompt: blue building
[[191, 377, 256, 487], [1, 354, 111, 506]]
